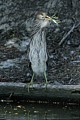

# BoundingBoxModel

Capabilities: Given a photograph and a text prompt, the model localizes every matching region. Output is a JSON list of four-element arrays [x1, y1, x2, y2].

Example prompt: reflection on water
[[0, 102, 80, 120]]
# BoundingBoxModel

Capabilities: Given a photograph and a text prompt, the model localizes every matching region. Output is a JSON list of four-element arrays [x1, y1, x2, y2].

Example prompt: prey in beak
[[45, 15, 60, 26]]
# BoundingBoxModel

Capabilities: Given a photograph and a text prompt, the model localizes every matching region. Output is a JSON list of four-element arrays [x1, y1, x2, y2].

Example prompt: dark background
[[0, 0, 80, 85]]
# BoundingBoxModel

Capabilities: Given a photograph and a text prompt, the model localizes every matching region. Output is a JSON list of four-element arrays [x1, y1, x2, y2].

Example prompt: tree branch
[[59, 22, 80, 46], [0, 82, 80, 103]]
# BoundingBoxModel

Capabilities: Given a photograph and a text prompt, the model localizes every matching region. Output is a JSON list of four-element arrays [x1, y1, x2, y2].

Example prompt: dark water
[[0, 102, 80, 120]]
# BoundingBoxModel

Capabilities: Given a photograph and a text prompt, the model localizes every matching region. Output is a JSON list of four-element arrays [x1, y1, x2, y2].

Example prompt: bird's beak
[[46, 15, 60, 25]]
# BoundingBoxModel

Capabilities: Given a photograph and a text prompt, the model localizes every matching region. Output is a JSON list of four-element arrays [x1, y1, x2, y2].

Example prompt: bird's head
[[35, 12, 59, 28]]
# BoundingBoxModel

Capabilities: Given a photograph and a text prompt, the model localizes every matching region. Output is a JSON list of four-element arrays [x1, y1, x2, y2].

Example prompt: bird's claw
[[28, 74, 34, 92], [45, 81, 48, 89], [28, 82, 33, 92], [44, 72, 48, 89]]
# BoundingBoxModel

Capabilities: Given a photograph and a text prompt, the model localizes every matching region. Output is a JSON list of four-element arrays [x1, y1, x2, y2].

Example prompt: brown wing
[[30, 21, 41, 38]]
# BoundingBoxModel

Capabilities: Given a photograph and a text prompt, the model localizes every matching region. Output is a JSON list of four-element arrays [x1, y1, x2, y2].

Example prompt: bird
[[28, 12, 59, 89]]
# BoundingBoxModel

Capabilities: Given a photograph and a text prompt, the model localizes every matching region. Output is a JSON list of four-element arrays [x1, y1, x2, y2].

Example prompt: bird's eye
[[41, 16, 45, 19]]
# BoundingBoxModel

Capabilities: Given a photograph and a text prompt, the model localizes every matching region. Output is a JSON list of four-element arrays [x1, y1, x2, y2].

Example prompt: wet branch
[[0, 82, 80, 103]]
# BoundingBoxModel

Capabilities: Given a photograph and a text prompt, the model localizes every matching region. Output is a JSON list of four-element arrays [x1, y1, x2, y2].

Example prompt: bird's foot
[[45, 80, 48, 89], [28, 73, 34, 92], [44, 72, 48, 89], [28, 80, 33, 93]]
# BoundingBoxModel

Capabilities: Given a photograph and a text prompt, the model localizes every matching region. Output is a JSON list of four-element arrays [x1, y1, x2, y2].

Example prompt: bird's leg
[[44, 72, 48, 88], [28, 73, 34, 92], [30, 73, 34, 86]]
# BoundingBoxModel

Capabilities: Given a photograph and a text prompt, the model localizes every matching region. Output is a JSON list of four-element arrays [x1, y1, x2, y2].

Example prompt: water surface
[[0, 102, 80, 120]]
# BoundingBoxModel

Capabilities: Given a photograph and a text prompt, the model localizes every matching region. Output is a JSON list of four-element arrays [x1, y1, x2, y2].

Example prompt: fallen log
[[0, 82, 80, 103]]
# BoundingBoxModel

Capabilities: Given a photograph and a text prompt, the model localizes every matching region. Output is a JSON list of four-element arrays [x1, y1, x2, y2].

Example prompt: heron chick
[[29, 12, 58, 88]]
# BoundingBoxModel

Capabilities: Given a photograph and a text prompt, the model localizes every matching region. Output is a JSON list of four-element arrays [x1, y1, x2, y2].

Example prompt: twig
[[59, 22, 80, 46]]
